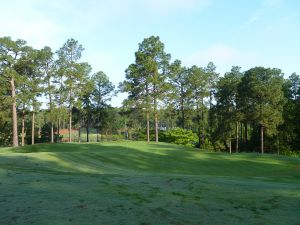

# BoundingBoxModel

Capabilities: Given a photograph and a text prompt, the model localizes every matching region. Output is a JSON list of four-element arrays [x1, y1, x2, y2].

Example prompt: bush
[[280, 149, 300, 157], [160, 128, 197, 147]]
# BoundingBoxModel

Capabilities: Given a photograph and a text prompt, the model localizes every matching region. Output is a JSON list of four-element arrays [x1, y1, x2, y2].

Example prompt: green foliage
[[160, 128, 197, 147]]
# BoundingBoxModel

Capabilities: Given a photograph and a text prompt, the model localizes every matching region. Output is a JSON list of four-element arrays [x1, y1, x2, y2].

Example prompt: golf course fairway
[[0, 141, 299, 225]]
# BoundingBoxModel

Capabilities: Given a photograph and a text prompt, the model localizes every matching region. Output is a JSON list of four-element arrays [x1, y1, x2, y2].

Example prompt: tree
[[204, 62, 219, 137], [15, 47, 42, 145], [91, 71, 115, 141], [0, 37, 28, 147], [122, 36, 171, 142], [214, 66, 242, 153], [188, 65, 210, 148], [239, 67, 285, 153], [39, 46, 55, 143], [169, 60, 192, 129], [121, 63, 151, 141], [56, 38, 85, 142]]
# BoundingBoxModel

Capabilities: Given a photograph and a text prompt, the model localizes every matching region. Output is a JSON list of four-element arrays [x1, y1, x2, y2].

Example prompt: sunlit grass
[[0, 141, 299, 225]]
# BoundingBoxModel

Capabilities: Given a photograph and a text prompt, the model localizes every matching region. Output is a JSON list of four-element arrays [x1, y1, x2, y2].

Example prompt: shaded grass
[[0, 141, 299, 225]]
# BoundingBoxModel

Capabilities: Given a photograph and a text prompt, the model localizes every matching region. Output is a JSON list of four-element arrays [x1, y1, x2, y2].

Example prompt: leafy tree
[[91, 71, 115, 141], [214, 66, 242, 153], [0, 37, 28, 147], [238, 67, 285, 153], [188, 65, 210, 148], [122, 36, 171, 142], [204, 62, 219, 136], [15, 47, 42, 145], [169, 60, 192, 129], [39, 46, 55, 143], [56, 38, 85, 142]]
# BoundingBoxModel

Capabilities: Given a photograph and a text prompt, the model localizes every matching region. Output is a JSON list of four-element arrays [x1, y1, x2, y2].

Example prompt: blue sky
[[1, 0, 299, 106]]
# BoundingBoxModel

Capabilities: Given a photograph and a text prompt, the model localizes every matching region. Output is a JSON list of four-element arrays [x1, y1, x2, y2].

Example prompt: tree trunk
[[78, 119, 81, 143], [146, 110, 150, 142], [180, 87, 185, 129], [32, 111, 35, 145], [97, 128, 100, 142], [38, 123, 41, 139], [48, 77, 54, 143], [197, 103, 201, 149], [86, 116, 90, 142], [244, 122, 248, 148], [209, 90, 212, 136], [11, 78, 18, 147], [21, 109, 25, 147], [57, 119, 60, 143], [155, 111, 158, 142], [154, 97, 158, 143], [201, 98, 205, 144], [260, 125, 264, 154], [229, 138, 232, 154], [240, 123, 243, 149], [68, 109, 72, 142], [236, 121, 239, 153], [51, 123, 54, 143]]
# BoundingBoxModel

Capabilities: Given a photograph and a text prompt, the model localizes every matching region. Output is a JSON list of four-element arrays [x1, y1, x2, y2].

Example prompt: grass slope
[[0, 141, 299, 225]]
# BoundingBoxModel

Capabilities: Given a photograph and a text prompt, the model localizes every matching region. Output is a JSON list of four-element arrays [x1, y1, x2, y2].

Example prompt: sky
[[1, 0, 299, 106]]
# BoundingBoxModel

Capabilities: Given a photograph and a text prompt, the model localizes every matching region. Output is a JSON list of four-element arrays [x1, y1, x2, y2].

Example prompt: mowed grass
[[0, 142, 299, 225]]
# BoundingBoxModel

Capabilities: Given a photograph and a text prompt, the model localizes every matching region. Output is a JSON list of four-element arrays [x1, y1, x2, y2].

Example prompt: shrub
[[160, 128, 197, 147]]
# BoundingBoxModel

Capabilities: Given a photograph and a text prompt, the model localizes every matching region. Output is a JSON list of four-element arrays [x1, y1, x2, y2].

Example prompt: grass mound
[[0, 141, 299, 225]]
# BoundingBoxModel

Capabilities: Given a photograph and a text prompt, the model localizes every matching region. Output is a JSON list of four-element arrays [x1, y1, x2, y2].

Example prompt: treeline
[[0, 36, 299, 155]]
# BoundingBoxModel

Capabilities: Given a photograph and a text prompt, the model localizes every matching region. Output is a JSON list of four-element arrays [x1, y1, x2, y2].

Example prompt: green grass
[[0, 141, 299, 225]]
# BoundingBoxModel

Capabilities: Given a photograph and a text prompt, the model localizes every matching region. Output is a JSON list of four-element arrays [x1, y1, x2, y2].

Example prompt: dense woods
[[0, 36, 299, 155]]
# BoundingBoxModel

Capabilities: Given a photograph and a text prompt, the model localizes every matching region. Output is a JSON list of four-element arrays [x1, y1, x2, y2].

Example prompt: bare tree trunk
[[21, 109, 25, 147], [236, 122, 239, 153], [97, 128, 100, 142], [146, 110, 150, 142], [261, 125, 264, 154], [86, 117, 90, 142], [201, 98, 205, 144], [229, 129, 232, 154], [32, 111, 35, 145], [180, 87, 185, 129], [154, 111, 158, 143], [48, 77, 54, 143], [240, 123, 243, 149], [68, 109, 72, 142], [51, 123, 54, 143], [57, 119, 60, 143], [197, 103, 201, 149], [38, 122, 41, 139], [154, 97, 158, 143], [78, 119, 81, 143], [11, 78, 18, 147], [244, 122, 248, 149]]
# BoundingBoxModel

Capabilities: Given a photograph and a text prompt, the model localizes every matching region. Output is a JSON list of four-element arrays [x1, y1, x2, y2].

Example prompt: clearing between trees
[[0, 141, 299, 225]]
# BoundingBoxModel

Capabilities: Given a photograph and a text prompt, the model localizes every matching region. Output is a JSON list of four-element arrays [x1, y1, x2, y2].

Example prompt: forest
[[0, 35, 299, 155]]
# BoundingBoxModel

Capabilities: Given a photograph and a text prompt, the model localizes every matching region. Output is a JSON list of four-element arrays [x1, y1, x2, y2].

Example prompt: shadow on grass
[[1, 142, 300, 180], [0, 142, 300, 225]]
